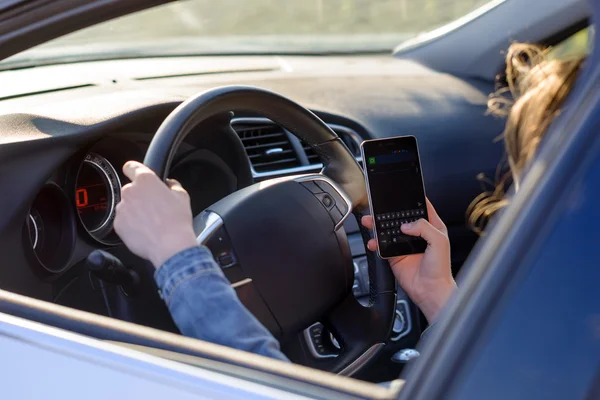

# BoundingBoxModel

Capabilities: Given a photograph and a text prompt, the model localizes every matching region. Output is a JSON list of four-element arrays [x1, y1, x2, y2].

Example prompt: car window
[[548, 26, 593, 59], [1, 0, 498, 68]]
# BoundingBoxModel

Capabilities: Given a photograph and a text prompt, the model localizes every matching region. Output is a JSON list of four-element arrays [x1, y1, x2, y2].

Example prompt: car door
[[397, 11, 600, 400]]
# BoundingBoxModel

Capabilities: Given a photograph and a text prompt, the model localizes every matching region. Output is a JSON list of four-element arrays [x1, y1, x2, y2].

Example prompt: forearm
[[416, 279, 457, 324], [155, 246, 289, 362]]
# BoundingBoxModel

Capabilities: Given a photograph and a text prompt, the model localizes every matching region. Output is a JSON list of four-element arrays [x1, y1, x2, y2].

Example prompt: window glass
[[548, 26, 593, 59], [2, 0, 498, 68]]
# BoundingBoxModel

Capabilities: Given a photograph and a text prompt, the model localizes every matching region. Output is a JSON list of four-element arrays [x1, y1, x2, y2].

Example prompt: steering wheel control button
[[205, 225, 239, 269], [316, 193, 335, 210], [301, 181, 323, 194], [315, 180, 348, 214], [304, 322, 340, 359], [332, 193, 348, 214], [328, 206, 344, 225], [297, 175, 352, 230], [322, 194, 333, 208], [310, 324, 322, 335], [216, 251, 236, 269], [314, 180, 332, 193], [392, 300, 412, 341]]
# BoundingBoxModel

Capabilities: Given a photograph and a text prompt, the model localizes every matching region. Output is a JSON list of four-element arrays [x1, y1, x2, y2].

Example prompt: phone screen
[[362, 136, 428, 257]]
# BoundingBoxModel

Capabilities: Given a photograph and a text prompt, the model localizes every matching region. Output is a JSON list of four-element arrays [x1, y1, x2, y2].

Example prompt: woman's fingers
[[361, 215, 375, 230], [362, 201, 447, 254], [363, 200, 446, 235], [166, 178, 183, 190], [362, 217, 379, 251], [123, 160, 156, 182], [401, 218, 447, 247], [367, 239, 378, 251]]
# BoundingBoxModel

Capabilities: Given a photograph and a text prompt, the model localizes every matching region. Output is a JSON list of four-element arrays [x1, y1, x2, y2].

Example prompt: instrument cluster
[[23, 137, 142, 275], [22, 134, 238, 276]]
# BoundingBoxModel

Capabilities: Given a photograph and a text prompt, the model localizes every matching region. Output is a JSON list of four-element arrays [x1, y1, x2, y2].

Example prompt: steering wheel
[[144, 86, 396, 375]]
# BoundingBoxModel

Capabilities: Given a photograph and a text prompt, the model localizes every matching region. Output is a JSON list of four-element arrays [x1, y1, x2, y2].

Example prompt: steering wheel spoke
[[193, 211, 247, 286]]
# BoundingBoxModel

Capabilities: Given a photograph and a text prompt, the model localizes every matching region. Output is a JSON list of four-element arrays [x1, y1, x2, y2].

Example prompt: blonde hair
[[467, 43, 585, 233]]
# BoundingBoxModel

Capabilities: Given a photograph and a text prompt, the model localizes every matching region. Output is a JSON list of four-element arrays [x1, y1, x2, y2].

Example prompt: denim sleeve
[[154, 246, 289, 362]]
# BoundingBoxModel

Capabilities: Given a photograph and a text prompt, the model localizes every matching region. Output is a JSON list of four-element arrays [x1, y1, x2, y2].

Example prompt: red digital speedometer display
[[76, 163, 110, 230], [75, 153, 121, 243]]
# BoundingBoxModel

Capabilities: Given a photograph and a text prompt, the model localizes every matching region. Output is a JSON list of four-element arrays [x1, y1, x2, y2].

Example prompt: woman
[[113, 44, 585, 361]]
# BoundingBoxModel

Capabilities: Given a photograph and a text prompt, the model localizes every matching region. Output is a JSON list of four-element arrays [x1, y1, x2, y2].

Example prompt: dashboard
[[0, 54, 506, 381]]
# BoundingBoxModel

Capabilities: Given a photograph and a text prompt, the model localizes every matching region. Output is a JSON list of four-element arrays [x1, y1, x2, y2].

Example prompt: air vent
[[234, 123, 300, 173], [303, 125, 362, 164], [303, 143, 321, 165]]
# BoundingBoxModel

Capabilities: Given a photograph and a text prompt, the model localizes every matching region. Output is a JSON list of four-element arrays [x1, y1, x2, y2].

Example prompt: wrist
[[416, 278, 457, 324], [149, 232, 198, 269]]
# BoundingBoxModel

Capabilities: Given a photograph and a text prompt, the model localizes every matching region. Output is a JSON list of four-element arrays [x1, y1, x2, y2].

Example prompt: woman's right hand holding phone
[[361, 199, 457, 323]]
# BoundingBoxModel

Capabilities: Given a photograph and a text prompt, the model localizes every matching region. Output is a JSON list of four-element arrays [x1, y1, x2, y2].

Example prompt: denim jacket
[[154, 245, 290, 362], [155, 245, 433, 363]]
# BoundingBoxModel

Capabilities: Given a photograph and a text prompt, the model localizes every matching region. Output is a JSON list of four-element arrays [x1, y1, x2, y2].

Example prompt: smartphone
[[360, 136, 428, 258]]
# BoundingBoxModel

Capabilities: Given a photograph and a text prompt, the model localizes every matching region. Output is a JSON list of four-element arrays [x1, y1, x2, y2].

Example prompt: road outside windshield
[[3, 0, 494, 67]]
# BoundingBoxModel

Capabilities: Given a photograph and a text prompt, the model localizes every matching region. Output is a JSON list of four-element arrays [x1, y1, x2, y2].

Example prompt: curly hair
[[467, 43, 585, 234]]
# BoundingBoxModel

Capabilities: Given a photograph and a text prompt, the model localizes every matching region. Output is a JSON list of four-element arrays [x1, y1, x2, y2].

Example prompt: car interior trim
[[230, 278, 253, 289], [391, 300, 412, 341], [82, 154, 121, 235], [303, 322, 339, 360], [293, 175, 353, 231], [27, 214, 38, 249], [338, 343, 385, 377], [195, 211, 225, 245]]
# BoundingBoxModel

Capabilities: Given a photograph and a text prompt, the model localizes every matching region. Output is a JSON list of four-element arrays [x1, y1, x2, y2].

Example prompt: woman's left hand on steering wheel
[[361, 199, 457, 323]]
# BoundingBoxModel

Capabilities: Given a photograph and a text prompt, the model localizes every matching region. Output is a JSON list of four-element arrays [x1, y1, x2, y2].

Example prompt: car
[[0, 0, 597, 398]]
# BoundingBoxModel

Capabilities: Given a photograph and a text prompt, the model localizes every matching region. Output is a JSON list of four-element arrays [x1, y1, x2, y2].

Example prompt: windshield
[[3, 0, 494, 68]]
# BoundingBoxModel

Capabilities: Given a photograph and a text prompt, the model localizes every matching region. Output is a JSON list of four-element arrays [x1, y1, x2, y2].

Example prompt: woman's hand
[[113, 161, 198, 268], [361, 199, 456, 323]]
